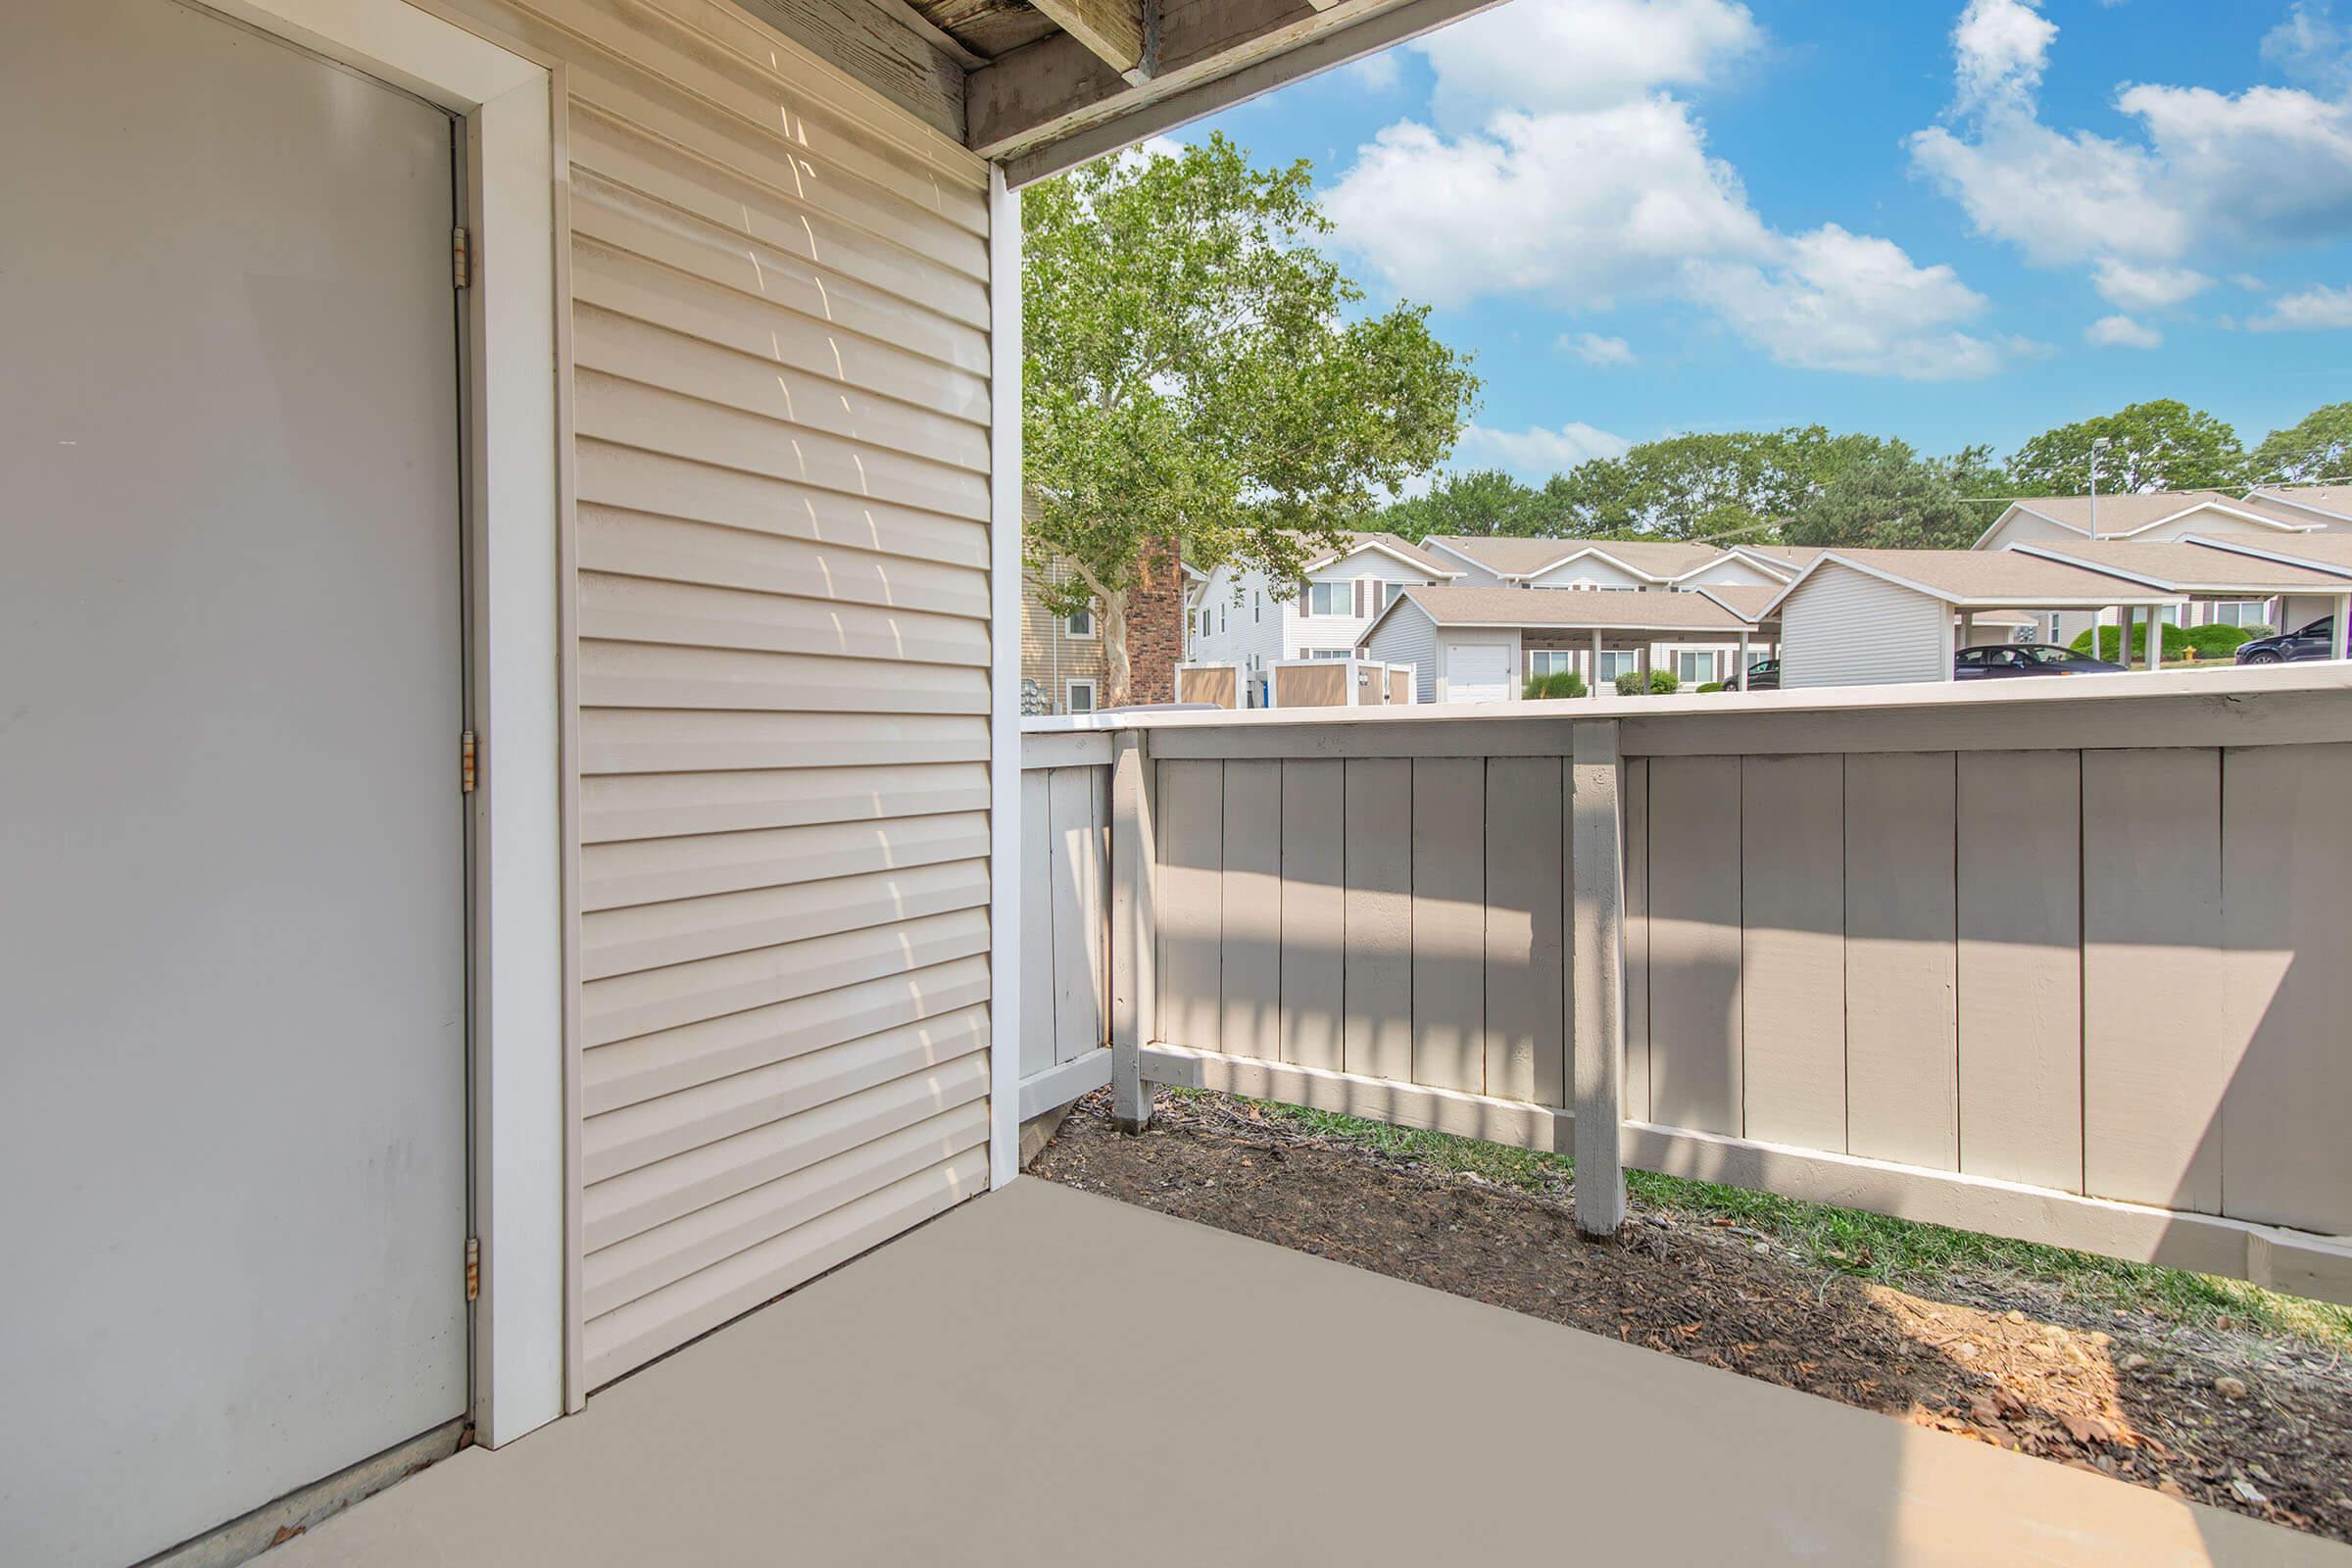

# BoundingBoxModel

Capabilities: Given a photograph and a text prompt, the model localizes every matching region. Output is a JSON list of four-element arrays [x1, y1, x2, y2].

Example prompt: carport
[[1760, 550, 2180, 688], [2009, 539, 2352, 660], [2173, 534, 2352, 657]]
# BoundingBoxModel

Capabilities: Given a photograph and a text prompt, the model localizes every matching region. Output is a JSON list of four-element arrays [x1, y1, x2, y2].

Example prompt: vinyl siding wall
[[1780, 566, 1950, 689], [443, 0, 1000, 1391], [1363, 602, 1440, 702]]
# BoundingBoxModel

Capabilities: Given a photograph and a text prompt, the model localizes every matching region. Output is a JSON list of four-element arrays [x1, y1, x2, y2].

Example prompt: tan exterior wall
[[445, 0, 1000, 1391], [1020, 558, 1108, 712]]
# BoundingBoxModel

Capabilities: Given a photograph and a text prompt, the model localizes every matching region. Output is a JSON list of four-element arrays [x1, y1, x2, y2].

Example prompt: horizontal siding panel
[[465, 0, 977, 192], [584, 954, 991, 1112], [581, 810, 989, 909], [583, 906, 989, 1045], [583, 857, 989, 979], [578, 638, 989, 714], [580, 760, 990, 841], [578, 710, 988, 776], [583, 1004, 989, 1181], [583, 1054, 991, 1250], [571, 238, 990, 421], [572, 305, 989, 469], [583, 1147, 987, 1389], [549, 0, 985, 227], [583, 1102, 988, 1319], [574, 370, 989, 520], [576, 571, 988, 667], [569, 179, 988, 380], [578, 507, 987, 619], [570, 114, 986, 327]]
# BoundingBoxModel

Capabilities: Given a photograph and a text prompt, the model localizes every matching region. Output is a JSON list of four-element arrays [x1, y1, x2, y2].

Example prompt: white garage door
[[1, 4, 468, 1563], [1446, 643, 1515, 703]]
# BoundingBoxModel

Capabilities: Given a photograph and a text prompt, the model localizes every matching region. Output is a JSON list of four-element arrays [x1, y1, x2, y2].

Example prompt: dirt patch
[[1034, 1090, 2352, 1543]]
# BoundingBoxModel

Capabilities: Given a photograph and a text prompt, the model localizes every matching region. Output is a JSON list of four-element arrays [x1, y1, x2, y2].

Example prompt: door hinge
[[453, 226, 471, 290], [461, 729, 477, 794], [465, 1237, 480, 1302]]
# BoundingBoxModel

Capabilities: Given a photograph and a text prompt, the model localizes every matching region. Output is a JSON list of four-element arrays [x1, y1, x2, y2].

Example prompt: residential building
[[1360, 583, 1777, 701], [1188, 531, 1462, 707], [1019, 549, 1188, 714]]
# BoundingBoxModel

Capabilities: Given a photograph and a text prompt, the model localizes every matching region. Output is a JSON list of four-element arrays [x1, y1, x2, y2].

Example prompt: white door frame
[[204, 0, 572, 1447]]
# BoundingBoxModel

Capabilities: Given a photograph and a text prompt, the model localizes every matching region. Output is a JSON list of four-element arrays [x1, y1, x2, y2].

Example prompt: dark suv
[[2235, 617, 2337, 664]]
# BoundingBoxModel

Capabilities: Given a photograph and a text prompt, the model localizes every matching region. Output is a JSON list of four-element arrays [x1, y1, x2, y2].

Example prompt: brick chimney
[[1124, 539, 1184, 706]]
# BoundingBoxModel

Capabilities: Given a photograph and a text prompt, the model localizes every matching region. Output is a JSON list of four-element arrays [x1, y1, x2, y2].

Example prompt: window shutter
[[1353, 579, 1367, 617], [1298, 579, 1312, 617]]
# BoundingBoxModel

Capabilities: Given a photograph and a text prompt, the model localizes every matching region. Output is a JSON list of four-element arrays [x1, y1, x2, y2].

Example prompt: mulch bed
[[1032, 1089, 2352, 1543]]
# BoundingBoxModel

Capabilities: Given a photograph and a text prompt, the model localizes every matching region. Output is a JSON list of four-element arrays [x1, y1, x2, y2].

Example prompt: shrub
[[1616, 668, 1680, 695], [2183, 623, 2255, 659], [1697, 680, 1726, 693], [1522, 669, 1588, 700], [2068, 621, 2192, 662]]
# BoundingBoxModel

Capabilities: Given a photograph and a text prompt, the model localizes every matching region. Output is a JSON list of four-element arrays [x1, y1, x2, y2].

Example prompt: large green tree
[[1784, 443, 1980, 549], [1377, 468, 1544, 541], [2003, 400, 2248, 494], [1023, 135, 1478, 704], [2252, 402, 2352, 485]]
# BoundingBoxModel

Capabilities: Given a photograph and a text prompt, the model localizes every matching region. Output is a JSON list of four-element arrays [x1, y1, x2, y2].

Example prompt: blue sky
[[1174, 0, 2352, 483]]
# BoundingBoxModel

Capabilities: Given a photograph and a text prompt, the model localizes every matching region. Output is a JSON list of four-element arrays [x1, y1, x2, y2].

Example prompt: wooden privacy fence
[[1023, 674, 2352, 1304]]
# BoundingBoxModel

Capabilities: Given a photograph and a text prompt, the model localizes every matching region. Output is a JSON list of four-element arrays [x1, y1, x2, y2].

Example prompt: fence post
[[1569, 718, 1628, 1238], [1109, 729, 1157, 1132]]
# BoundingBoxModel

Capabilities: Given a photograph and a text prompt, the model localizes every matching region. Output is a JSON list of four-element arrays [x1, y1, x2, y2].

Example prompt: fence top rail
[[1021, 666, 2352, 760]]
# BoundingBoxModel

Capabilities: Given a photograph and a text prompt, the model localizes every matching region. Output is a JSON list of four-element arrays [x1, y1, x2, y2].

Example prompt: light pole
[[2089, 435, 2111, 540], [2089, 435, 2113, 655]]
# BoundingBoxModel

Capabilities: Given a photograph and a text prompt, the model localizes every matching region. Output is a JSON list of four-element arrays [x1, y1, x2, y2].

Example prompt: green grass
[[1187, 1091, 2352, 1349]]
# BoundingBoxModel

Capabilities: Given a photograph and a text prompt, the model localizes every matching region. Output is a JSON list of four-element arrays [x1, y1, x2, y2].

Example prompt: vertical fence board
[[1047, 767, 1106, 1064], [1624, 757, 1649, 1121], [1957, 750, 2082, 1192], [1739, 755, 1845, 1151], [1156, 759, 1223, 1054], [1645, 755, 1741, 1136], [1485, 757, 1566, 1105], [1411, 758, 1486, 1093], [1019, 768, 1054, 1080], [1345, 759, 1414, 1083], [1844, 752, 1957, 1170], [1219, 759, 1284, 1062], [2083, 748, 2223, 1213], [2221, 743, 2352, 1233], [1280, 759, 1346, 1071]]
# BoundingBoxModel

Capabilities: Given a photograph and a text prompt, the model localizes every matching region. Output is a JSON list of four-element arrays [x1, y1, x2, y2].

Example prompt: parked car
[[2234, 617, 2336, 664], [1955, 643, 2126, 679], [1742, 658, 1781, 691]]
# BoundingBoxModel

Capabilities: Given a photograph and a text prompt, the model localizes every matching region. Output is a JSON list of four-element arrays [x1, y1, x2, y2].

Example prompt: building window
[[1253, 592, 1262, 623], [1065, 607, 1097, 638], [1303, 648, 1351, 660], [1597, 651, 1638, 679], [1299, 580, 1350, 616], [1065, 679, 1097, 713], [1379, 580, 1404, 611], [2212, 600, 2268, 627], [1677, 650, 1715, 684], [1528, 650, 1578, 677], [1218, 605, 1227, 634]]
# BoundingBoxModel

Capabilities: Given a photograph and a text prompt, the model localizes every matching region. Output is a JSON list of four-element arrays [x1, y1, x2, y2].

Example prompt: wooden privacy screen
[[1150, 744, 2352, 1238], [1019, 764, 1110, 1082]]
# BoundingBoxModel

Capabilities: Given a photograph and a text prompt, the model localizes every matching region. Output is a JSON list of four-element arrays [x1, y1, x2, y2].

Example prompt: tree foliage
[[2252, 402, 2352, 485], [1785, 443, 1984, 550], [2002, 399, 2248, 495], [1023, 134, 1478, 702], [1380, 468, 1547, 540]]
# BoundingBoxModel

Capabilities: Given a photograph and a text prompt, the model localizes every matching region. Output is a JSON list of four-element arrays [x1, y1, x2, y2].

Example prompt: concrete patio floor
[[277, 1179, 2345, 1567]]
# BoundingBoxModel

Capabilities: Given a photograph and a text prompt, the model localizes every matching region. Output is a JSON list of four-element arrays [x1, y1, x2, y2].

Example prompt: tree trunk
[[1102, 587, 1133, 708]]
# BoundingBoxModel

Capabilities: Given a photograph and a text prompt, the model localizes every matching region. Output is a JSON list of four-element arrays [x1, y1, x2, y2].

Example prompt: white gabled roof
[[2008, 539, 2352, 594], [1971, 493, 2320, 549]]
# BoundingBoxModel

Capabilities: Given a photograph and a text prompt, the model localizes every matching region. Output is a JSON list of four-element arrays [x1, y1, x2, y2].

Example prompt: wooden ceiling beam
[[1026, 0, 1157, 83]]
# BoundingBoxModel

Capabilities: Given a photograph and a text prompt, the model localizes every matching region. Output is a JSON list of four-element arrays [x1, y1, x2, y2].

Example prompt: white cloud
[[1412, 0, 1759, 122], [1322, 99, 1772, 308], [1562, 332, 1637, 367], [2250, 282, 2352, 330], [1344, 51, 1402, 92], [1455, 419, 1633, 478], [1911, 0, 2352, 282], [2084, 314, 2163, 348], [2092, 259, 2210, 310], [2264, 2, 2352, 93], [1694, 223, 2018, 379], [1325, 103, 2017, 378]]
